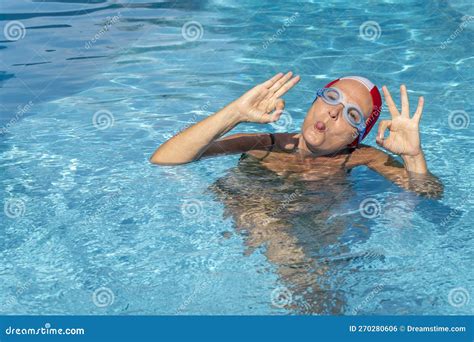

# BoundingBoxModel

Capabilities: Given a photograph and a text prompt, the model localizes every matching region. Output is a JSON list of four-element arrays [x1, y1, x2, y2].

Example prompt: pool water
[[1, 0, 473, 315]]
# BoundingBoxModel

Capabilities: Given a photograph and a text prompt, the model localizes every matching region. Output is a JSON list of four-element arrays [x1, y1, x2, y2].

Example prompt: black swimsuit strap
[[239, 133, 275, 162], [342, 148, 356, 172], [254, 133, 275, 161], [268, 133, 275, 151]]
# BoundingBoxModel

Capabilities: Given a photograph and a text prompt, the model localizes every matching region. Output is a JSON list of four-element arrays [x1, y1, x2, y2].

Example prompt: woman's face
[[301, 79, 373, 154]]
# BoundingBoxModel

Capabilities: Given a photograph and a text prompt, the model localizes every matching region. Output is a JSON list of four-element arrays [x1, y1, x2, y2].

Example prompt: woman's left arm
[[348, 85, 444, 198]]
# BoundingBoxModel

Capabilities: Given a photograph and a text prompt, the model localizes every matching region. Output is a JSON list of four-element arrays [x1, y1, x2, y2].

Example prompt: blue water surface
[[0, 0, 473, 315]]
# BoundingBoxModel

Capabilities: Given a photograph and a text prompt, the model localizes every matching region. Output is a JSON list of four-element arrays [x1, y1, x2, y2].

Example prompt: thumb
[[376, 120, 391, 147], [275, 98, 285, 111], [267, 108, 284, 123], [265, 99, 285, 123]]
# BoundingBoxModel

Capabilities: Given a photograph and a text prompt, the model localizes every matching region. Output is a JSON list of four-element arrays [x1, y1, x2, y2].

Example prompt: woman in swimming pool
[[150, 72, 442, 198]]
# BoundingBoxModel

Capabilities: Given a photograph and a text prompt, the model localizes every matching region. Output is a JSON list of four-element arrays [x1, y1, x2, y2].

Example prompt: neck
[[296, 134, 325, 158]]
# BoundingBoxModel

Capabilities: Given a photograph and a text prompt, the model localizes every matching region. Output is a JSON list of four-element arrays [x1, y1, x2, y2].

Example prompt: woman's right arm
[[150, 72, 300, 165]]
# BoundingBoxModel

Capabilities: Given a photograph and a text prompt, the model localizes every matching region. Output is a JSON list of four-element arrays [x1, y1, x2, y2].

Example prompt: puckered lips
[[314, 121, 326, 132]]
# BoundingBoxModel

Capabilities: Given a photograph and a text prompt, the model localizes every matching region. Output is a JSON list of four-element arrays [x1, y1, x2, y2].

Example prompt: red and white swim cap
[[324, 76, 382, 148]]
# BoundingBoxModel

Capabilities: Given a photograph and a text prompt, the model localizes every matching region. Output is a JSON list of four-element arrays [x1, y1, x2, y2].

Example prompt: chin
[[303, 132, 350, 156], [302, 127, 325, 148]]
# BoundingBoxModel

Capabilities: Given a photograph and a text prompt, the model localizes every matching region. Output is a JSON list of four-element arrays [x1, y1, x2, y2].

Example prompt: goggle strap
[[357, 127, 366, 144]]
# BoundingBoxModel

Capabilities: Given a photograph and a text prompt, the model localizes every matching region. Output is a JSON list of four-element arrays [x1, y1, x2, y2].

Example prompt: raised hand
[[232, 72, 300, 123], [376, 85, 424, 157]]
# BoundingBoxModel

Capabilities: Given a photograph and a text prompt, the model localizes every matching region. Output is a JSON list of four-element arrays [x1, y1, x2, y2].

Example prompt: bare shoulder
[[346, 144, 402, 169], [273, 132, 300, 152], [244, 132, 298, 158], [346, 144, 385, 168]]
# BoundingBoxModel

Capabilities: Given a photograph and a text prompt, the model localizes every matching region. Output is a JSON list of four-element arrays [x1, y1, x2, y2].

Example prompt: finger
[[268, 71, 293, 94], [275, 98, 285, 111], [274, 75, 301, 98], [382, 86, 400, 119], [267, 109, 284, 123], [265, 98, 285, 114], [257, 107, 283, 123], [376, 119, 392, 146], [265, 101, 286, 123], [413, 96, 424, 123], [261, 73, 284, 88], [400, 84, 409, 117]]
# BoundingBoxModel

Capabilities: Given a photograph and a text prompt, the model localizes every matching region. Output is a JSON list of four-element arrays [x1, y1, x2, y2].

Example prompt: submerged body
[[211, 153, 355, 313], [210, 147, 421, 313]]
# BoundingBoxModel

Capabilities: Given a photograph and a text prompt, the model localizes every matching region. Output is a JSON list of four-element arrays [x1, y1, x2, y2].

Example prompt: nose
[[328, 104, 343, 119]]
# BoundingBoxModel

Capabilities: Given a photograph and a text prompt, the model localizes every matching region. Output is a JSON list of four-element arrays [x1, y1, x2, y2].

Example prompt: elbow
[[150, 142, 204, 165], [149, 150, 163, 165], [149, 152, 194, 166], [149, 155, 164, 165], [149, 147, 176, 165], [149, 154, 177, 166], [149, 144, 176, 165], [423, 188, 444, 200], [428, 174, 445, 200], [416, 177, 445, 200], [430, 182, 445, 200]]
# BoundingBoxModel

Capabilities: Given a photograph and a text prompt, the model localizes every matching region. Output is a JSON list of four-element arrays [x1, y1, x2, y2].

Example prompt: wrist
[[402, 151, 428, 174], [223, 101, 247, 124], [214, 101, 244, 127]]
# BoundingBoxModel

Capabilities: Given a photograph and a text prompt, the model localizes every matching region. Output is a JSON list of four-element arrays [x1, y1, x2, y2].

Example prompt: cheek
[[332, 119, 353, 135], [339, 117, 359, 136], [313, 103, 329, 119], [327, 123, 358, 145], [306, 102, 325, 120]]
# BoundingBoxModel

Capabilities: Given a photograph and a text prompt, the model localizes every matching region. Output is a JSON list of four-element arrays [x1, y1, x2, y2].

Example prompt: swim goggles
[[315, 87, 367, 143]]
